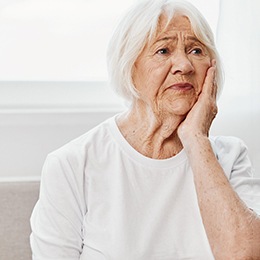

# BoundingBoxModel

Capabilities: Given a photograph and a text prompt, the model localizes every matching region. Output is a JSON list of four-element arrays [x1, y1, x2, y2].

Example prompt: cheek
[[133, 60, 168, 93], [196, 60, 211, 86], [132, 65, 146, 93]]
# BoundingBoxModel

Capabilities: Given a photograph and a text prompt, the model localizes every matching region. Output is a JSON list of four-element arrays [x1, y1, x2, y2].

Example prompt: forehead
[[155, 14, 194, 39]]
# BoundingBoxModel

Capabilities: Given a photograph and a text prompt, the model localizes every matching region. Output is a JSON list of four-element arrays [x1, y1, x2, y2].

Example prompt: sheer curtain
[[212, 0, 260, 176]]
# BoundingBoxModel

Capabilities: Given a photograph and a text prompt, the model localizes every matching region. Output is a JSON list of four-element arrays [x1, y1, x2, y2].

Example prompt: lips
[[169, 83, 194, 91]]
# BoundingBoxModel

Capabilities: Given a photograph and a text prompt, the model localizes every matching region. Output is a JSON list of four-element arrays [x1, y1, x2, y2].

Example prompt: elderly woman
[[30, 0, 260, 259]]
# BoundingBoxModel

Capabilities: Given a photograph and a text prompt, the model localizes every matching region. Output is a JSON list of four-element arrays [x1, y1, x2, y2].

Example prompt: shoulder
[[40, 116, 116, 183], [209, 135, 248, 157], [39, 116, 117, 194], [209, 135, 252, 178], [48, 116, 114, 162]]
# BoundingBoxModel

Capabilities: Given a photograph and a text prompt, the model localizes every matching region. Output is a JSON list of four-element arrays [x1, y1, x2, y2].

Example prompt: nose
[[170, 52, 195, 75]]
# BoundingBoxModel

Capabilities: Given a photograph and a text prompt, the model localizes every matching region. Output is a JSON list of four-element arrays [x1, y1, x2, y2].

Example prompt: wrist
[[181, 132, 209, 150]]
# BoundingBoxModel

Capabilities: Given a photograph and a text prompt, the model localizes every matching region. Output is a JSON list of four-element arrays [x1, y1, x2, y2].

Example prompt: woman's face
[[132, 15, 211, 117]]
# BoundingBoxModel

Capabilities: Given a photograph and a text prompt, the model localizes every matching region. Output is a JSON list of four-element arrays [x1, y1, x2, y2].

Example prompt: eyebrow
[[186, 36, 202, 43]]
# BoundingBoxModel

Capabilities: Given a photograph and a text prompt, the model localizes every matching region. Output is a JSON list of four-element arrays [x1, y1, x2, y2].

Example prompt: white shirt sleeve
[[30, 150, 87, 260], [211, 136, 260, 215]]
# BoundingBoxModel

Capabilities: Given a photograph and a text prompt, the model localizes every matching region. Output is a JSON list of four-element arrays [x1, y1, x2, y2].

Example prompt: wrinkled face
[[132, 15, 211, 117]]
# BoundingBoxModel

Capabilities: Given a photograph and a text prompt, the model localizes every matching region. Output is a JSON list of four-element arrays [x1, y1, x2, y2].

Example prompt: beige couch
[[0, 182, 40, 260]]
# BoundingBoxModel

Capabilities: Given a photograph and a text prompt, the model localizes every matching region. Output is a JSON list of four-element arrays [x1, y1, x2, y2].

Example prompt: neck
[[117, 102, 185, 159]]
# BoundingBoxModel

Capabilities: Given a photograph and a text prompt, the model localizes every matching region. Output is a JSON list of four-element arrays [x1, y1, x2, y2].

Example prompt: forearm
[[184, 135, 260, 259]]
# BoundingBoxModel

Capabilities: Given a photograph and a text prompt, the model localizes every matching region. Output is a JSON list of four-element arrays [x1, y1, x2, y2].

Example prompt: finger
[[212, 75, 218, 100], [211, 60, 218, 99], [203, 62, 216, 97]]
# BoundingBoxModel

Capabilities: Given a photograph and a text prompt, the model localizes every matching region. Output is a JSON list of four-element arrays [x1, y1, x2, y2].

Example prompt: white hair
[[107, 0, 224, 103]]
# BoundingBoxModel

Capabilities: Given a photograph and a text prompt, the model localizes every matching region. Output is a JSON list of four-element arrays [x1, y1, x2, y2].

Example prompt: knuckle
[[212, 104, 218, 116]]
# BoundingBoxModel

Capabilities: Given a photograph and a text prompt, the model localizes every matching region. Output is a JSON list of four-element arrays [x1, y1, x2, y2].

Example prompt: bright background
[[0, 0, 259, 180], [0, 0, 219, 81]]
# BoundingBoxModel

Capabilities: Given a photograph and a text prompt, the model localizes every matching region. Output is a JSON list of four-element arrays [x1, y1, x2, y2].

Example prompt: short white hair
[[107, 0, 223, 103]]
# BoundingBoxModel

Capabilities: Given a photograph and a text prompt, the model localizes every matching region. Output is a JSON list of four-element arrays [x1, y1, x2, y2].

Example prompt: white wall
[[0, 110, 119, 181], [211, 100, 260, 177], [0, 81, 125, 181], [0, 0, 259, 181], [0, 81, 259, 181], [214, 0, 260, 177]]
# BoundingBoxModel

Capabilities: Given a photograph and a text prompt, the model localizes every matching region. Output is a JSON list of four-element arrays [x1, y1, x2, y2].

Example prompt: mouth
[[168, 82, 194, 91]]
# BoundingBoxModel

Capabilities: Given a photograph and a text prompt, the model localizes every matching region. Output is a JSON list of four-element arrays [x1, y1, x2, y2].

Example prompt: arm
[[30, 152, 87, 260], [177, 62, 260, 259]]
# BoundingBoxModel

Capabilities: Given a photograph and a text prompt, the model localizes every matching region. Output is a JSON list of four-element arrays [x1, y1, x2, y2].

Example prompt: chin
[[166, 98, 196, 116]]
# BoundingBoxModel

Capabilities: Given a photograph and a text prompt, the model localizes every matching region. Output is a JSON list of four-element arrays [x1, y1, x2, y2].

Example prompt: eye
[[190, 48, 203, 55], [156, 48, 170, 55]]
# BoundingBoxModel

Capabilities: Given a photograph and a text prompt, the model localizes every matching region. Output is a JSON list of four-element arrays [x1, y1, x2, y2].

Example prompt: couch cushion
[[0, 181, 40, 260]]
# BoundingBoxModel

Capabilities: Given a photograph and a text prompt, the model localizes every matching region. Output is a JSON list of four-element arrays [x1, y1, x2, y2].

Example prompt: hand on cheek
[[177, 60, 218, 147]]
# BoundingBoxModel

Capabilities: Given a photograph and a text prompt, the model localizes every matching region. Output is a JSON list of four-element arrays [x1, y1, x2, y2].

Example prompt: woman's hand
[[177, 60, 260, 259], [177, 60, 218, 148]]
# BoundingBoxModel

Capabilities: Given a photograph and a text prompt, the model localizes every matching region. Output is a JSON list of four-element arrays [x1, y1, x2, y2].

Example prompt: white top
[[30, 115, 260, 260]]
